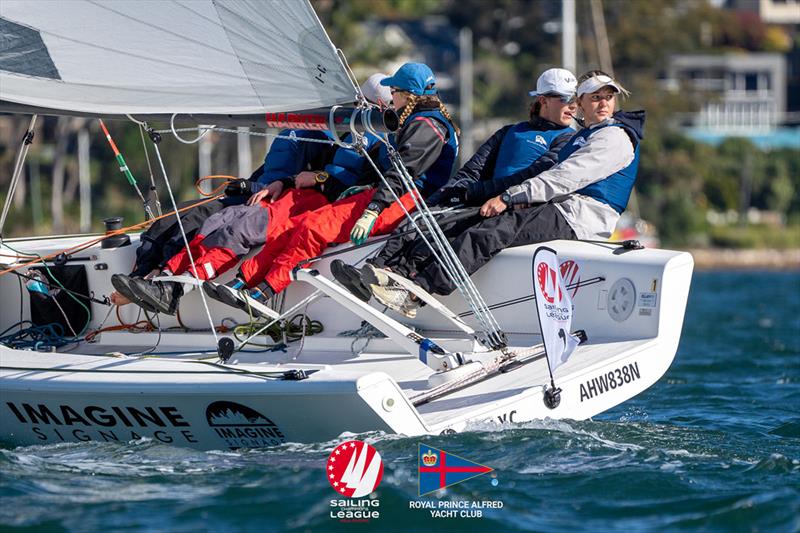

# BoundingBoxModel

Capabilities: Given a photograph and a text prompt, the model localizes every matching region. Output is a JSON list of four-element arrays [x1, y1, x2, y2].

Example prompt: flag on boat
[[418, 443, 493, 496], [0, 0, 357, 116], [532, 246, 581, 373]]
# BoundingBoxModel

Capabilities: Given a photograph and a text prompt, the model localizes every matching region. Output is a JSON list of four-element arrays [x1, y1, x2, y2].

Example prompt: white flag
[[533, 247, 580, 373]]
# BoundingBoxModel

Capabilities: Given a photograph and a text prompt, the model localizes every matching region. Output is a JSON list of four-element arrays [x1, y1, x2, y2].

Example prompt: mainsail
[[0, 0, 357, 116]]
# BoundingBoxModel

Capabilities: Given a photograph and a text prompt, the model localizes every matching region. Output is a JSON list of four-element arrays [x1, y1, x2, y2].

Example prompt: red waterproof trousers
[[238, 190, 418, 293], [163, 188, 328, 280]]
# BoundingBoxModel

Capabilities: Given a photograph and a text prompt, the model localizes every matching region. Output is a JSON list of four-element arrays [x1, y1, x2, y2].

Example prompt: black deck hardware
[[217, 337, 235, 363], [543, 386, 562, 409]]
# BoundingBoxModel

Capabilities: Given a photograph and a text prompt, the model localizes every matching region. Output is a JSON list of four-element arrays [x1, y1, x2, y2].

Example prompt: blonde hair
[[397, 92, 461, 137], [577, 69, 630, 98]]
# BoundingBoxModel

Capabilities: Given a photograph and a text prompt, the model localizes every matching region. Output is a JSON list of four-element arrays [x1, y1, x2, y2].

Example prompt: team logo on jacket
[[534, 134, 547, 146], [327, 440, 384, 497], [572, 136, 587, 148]]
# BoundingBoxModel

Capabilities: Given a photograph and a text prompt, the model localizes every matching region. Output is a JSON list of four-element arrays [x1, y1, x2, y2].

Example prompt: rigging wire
[[149, 140, 220, 344], [0, 115, 37, 237], [137, 123, 162, 216]]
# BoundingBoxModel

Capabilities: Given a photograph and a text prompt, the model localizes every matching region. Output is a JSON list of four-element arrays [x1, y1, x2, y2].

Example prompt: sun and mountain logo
[[327, 440, 384, 498], [418, 444, 493, 496], [205, 401, 286, 449]]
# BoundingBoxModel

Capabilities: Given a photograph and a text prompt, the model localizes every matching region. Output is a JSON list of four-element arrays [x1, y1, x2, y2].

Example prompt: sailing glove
[[350, 209, 379, 245]]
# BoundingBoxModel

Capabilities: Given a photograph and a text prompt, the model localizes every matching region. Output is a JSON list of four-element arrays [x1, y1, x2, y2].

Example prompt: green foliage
[[1, 0, 798, 250], [708, 224, 800, 249]]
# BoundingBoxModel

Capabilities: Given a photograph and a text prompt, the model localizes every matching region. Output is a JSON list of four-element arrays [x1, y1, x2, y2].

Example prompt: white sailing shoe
[[360, 263, 391, 287], [369, 283, 421, 318]]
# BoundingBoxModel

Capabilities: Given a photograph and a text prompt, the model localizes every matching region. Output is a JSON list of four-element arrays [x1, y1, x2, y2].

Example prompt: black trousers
[[131, 196, 246, 277], [373, 203, 576, 296]]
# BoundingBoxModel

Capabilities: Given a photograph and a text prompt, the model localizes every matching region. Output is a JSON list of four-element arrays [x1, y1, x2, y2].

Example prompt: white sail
[[0, 0, 357, 115]]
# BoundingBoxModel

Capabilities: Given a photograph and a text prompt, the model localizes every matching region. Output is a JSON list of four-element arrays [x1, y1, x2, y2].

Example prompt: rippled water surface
[[2, 271, 798, 531]]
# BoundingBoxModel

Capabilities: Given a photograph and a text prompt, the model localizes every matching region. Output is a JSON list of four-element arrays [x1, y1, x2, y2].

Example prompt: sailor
[[116, 71, 418, 315], [339, 70, 645, 318], [331, 68, 578, 306], [196, 62, 460, 314], [109, 126, 335, 308]]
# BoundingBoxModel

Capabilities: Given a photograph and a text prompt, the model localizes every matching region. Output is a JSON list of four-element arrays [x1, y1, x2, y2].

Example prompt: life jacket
[[377, 108, 459, 196], [493, 121, 573, 178], [323, 132, 381, 187], [556, 111, 645, 214]]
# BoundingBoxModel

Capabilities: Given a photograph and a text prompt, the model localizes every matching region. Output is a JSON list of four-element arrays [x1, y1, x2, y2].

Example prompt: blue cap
[[380, 63, 437, 96]]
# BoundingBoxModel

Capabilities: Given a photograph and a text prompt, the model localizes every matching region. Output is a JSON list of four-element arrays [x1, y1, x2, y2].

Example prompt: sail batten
[[0, 0, 357, 116]]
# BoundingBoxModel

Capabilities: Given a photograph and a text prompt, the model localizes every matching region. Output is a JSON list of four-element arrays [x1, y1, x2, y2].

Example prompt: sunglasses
[[542, 93, 576, 104]]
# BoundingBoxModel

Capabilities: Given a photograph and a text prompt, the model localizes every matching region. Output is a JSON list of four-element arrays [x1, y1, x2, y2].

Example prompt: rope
[[0, 193, 226, 279], [195, 175, 238, 197], [233, 313, 323, 348], [170, 114, 214, 144], [338, 321, 386, 356]]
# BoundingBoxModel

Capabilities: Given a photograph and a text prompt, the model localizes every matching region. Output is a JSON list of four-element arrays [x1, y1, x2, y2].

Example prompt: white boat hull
[[0, 237, 693, 450]]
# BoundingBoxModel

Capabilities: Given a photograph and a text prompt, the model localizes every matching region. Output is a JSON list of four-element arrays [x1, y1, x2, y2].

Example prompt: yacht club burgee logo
[[418, 443, 493, 496], [410, 443, 503, 518]]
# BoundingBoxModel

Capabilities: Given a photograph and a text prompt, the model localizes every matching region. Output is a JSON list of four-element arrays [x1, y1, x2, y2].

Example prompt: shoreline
[[685, 248, 800, 270]]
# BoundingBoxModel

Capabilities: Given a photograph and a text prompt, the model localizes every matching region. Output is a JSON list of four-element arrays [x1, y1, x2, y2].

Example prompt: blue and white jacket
[[505, 110, 645, 239]]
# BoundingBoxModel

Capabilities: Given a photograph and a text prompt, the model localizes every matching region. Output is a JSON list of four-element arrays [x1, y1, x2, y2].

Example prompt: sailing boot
[[128, 278, 183, 315], [111, 274, 158, 313], [202, 278, 248, 310], [330, 260, 372, 302], [204, 279, 278, 319], [369, 282, 421, 319]]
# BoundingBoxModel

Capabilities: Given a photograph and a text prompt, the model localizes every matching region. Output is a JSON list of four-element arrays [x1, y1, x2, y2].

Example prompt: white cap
[[577, 74, 624, 97], [528, 68, 577, 98], [360, 73, 393, 106]]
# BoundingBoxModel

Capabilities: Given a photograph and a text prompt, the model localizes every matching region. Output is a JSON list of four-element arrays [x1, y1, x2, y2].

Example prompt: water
[[2, 271, 798, 532]]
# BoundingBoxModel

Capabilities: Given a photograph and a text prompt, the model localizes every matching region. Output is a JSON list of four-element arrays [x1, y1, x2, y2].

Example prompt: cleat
[[360, 263, 391, 287], [111, 274, 158, 313], [128, 278, 183, 315], [370, 283, 421, 319], [330, 260, 371, 302]]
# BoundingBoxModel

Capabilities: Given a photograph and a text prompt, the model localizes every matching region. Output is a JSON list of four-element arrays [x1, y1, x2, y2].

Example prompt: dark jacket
[[432, 115, 573, 206], [369, 103, 459, 211]]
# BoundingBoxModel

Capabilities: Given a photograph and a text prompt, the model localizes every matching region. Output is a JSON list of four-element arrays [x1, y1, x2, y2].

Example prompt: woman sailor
[[123, 63, 460, 316], [343, 70, 645, 318]]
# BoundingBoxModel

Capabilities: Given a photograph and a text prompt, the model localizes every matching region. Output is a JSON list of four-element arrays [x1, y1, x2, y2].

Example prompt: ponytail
[[397, 93, 460, 137]]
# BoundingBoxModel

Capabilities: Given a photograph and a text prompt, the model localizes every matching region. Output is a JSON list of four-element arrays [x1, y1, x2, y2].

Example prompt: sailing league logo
[[537, 259, 581, 303], [327, 440, 384, 497]]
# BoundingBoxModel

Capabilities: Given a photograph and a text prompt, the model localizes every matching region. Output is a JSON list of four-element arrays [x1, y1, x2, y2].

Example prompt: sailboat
[[0, 0, 693, 450]]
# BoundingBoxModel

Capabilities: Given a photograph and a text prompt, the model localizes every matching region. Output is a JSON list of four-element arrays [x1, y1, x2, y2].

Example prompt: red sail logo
[[327, 440, 384, 498], [536, 259, 581, 303]]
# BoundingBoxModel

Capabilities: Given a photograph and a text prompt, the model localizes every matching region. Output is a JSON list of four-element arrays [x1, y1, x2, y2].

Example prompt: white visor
[[577, 75, 623, 97]]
